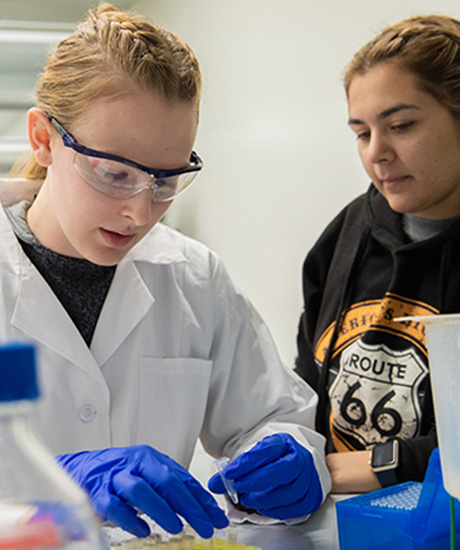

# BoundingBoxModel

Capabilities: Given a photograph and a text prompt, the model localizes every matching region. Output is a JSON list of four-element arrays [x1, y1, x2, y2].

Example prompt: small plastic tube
[[199, 537, 214, 549], [214, 457, 239, 505]]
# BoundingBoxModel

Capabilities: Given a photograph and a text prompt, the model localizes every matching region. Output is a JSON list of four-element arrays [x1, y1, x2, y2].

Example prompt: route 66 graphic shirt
[[296, 186, 460, 484]]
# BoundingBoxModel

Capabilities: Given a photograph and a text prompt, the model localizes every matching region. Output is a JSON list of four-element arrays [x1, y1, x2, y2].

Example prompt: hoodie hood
[[365, 185, 410, 250]]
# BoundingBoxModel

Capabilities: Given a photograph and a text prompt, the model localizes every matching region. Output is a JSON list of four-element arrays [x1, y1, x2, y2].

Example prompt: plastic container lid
[[0, 342, 39, 402]]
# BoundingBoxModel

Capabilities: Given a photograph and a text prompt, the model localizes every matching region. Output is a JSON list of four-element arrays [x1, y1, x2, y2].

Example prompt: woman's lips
[[381, 175, 409, 187], [99, 228, 136, 248]]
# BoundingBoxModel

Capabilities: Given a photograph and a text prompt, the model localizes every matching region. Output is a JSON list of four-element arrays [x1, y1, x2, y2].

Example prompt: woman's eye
[[102, 168, 128, 181], [90, 159, 136, 187], [356, 131, 370, 141], [155, 177, 177, 189], [391, 121, 413, 132], [94, 164, 126, 181]]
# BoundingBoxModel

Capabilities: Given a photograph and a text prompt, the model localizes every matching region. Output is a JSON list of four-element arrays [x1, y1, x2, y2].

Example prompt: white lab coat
[[0, 179, 331, 501]]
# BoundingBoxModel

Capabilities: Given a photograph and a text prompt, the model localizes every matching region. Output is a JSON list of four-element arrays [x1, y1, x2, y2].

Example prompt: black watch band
[[370, 440, 400, 487], [374, 465, 399, 487]]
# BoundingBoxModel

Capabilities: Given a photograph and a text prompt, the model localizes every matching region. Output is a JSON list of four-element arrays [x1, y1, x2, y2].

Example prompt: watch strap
[[374, 466, 399, 487], [371, 440, 400, 487]]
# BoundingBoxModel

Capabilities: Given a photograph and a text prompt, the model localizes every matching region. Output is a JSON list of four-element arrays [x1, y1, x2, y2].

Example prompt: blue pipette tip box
[[336, 449, 460, 550]]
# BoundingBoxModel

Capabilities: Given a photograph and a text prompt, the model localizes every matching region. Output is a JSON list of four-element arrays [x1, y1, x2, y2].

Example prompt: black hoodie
[[295, 185, 460, 484]]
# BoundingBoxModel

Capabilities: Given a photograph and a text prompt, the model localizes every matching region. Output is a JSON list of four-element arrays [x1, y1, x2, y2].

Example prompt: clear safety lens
[[73, 152, 197, 202]]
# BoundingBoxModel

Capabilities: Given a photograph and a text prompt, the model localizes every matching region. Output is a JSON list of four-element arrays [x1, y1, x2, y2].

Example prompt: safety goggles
[[48, 116, 203, 202]]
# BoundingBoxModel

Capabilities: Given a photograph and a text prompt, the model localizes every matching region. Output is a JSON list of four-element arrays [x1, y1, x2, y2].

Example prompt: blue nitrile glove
[[208, 433, 323, 519], [56, 445, 229, 538]]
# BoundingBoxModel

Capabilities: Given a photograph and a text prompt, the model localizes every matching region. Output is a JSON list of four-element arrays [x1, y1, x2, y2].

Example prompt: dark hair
[[344, 14, 460, 116]]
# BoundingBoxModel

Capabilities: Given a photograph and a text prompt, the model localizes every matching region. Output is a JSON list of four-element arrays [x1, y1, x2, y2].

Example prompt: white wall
[[136, 0, 460, 369]]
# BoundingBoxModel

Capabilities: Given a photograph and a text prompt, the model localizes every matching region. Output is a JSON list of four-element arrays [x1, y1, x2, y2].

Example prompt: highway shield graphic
[[329, 339, 428, 448]]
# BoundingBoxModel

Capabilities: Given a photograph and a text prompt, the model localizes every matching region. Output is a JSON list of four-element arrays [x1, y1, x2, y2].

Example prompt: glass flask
[[0, 341, 107, 549]]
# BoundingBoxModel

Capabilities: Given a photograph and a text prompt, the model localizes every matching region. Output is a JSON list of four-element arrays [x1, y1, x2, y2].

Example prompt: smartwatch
[[370, 440, 399, 487]]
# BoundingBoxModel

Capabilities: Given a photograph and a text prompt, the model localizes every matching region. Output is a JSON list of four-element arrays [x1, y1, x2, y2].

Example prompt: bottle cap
[[0, 342, 39, 401]]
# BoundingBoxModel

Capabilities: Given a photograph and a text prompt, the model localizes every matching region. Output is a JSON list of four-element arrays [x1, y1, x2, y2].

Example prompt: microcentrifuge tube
[[214, 457, 239, 505]]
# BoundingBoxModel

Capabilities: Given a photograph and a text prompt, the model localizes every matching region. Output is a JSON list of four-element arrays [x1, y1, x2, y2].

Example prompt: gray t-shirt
[[402, 213, 459, 242]]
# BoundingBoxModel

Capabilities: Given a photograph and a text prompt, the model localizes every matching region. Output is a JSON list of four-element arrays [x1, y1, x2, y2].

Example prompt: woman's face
[[348, 63, 460, 219], [29, 90, 198, 265]]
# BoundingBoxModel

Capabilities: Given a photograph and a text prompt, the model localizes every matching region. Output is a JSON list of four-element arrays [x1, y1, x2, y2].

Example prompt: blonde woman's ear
[[27, 108, 53, 167]]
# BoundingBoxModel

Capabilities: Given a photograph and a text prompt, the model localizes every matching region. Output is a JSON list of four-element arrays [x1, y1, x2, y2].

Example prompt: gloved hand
[[56, 445, 229, 538], [208, 433, 323, 519]]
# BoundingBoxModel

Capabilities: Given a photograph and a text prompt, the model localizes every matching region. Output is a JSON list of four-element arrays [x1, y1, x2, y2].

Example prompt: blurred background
[[2, 0, 460, 481]]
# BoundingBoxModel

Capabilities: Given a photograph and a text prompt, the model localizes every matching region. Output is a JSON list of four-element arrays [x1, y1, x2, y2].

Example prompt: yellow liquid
[[192, 542, 260, 549], [112, 538, 260, 550]]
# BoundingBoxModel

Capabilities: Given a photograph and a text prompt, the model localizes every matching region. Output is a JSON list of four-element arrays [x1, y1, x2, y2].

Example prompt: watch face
[[372, 441, 397, 468]]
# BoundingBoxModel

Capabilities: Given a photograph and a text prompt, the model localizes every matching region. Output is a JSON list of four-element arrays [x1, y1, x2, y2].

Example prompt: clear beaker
[[398, 313, 460, 500]]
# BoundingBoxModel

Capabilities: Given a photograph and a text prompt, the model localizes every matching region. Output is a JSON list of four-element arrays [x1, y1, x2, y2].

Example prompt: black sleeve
[[396, 422, 437, 483]]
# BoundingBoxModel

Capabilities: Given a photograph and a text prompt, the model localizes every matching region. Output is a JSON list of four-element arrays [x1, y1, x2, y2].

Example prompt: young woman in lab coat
[[1, 2, 329, 539], [296, 14, 460, 495]]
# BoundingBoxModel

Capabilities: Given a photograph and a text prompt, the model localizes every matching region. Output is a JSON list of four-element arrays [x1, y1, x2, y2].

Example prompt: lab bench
[[103, 495, 343, 550]]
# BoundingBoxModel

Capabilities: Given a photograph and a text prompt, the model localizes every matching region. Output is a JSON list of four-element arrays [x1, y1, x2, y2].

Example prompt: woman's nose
[[367, 133, 395, 164], [120, 189, 153, 226]]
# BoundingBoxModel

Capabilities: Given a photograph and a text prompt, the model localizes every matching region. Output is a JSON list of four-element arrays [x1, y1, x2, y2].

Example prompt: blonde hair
[[12, 2, 201, 179], [343, 15, 460, 115]]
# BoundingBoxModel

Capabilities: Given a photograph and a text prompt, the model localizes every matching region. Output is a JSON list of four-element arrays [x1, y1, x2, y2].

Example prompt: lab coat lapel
[[1, 200, 98, 377], [90, 257, 154, 366], [11, 261, 103, 383]]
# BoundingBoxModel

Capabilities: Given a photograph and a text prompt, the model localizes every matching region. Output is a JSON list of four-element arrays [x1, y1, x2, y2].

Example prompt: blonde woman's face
[[348, 63, 460, 219], [29, 90, 198, 265]]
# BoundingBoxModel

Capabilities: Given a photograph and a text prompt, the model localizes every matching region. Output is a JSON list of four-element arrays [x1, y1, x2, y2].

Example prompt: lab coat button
[[79, 405, 97, 422]]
